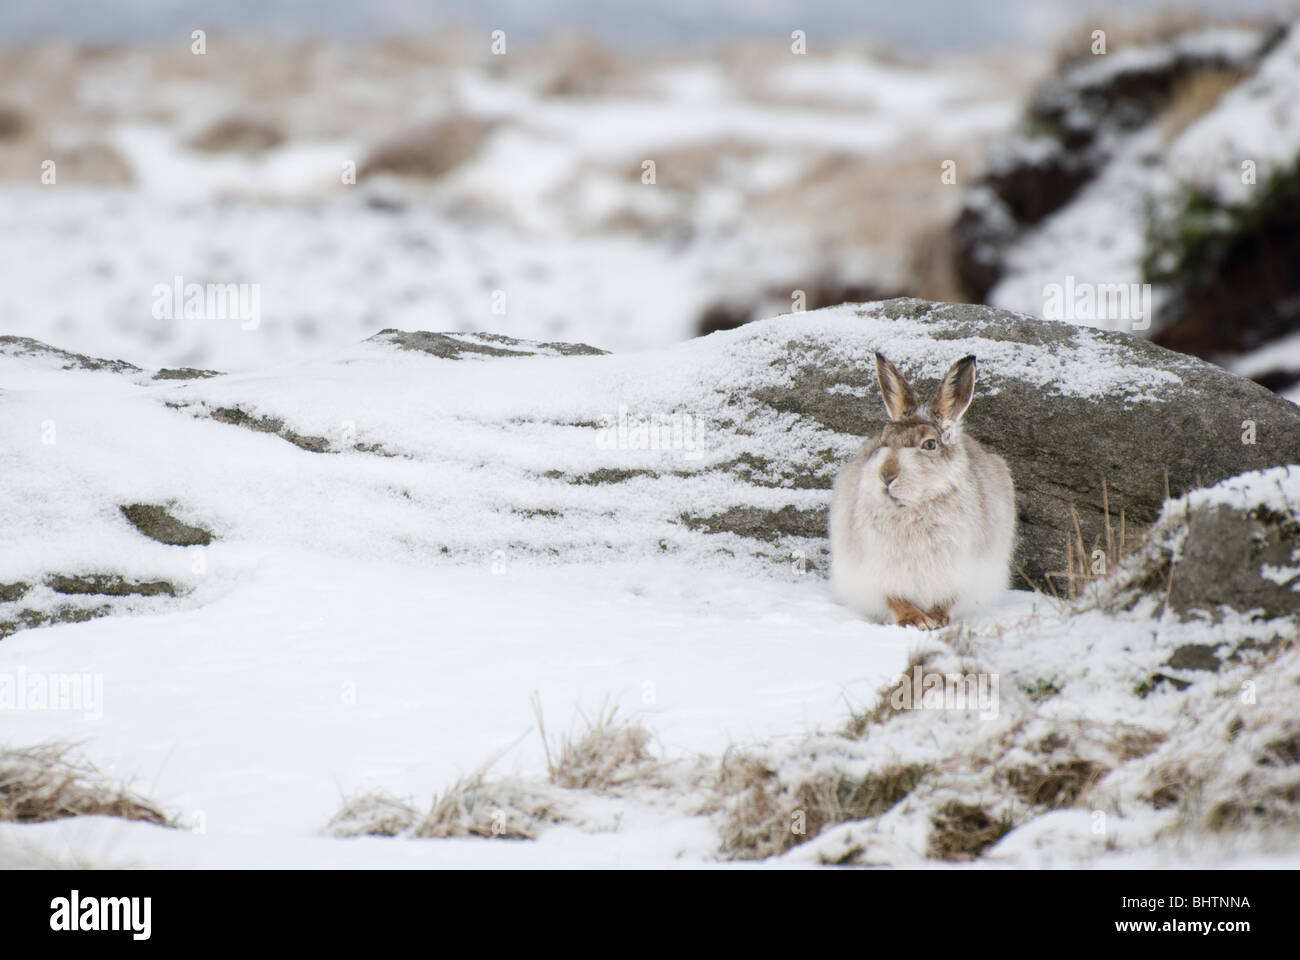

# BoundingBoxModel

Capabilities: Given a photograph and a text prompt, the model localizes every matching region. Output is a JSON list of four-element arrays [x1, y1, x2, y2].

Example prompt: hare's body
[[828, 353, 1015, 628]]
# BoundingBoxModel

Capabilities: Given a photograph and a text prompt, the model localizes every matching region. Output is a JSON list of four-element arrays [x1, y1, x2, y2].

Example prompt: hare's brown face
[[870, 352, 977, 506], [873, 418, 955, 504]]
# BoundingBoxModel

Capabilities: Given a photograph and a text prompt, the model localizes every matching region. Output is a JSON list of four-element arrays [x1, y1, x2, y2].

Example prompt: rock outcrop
[[4, 299, 1299, 641], [709, 299, 1300, 587], [1092, 465, 1300, 620], [952, 25, 1283, 303]]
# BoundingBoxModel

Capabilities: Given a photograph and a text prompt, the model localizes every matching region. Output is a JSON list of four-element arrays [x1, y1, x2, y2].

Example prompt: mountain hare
[[829, 353, 1015, 628]]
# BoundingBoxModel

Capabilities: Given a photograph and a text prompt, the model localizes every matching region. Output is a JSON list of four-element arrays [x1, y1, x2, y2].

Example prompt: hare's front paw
[[886, 596, 951, 630]]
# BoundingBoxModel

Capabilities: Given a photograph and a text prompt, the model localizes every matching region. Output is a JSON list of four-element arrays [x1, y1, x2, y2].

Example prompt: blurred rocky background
[[0, 0, 1296, 394]]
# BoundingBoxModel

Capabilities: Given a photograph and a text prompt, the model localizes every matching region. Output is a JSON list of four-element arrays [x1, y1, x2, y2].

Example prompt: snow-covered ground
[[1, 316, 1296, 868], [0, 186, 715, 372], [0, 551, 946, 867], [0, 316, 1012, 866], [3, 29, 1297, 870]]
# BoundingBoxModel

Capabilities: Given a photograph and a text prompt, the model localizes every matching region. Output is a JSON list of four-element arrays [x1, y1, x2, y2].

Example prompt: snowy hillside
[[3, 16, 1299, 871], [0, 34, 1039, 372], [955, 20, 1300, 402], [2, 302, 1297, 868]]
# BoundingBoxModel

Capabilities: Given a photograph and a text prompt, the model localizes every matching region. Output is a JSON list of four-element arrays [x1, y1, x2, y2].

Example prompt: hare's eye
[[921, 438, 938, 451]]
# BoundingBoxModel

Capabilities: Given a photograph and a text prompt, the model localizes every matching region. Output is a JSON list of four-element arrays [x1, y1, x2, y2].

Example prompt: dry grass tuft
[[413, 771, 568, 840], [326, 757, 571, 843], [535, 697, 662, 793], [1160, 68, 1244, 145], [1145, 762, 1195, 811], [841, 647, 944, 737], [1111, 725, 1168, 761], [0, 743, 171, 826], [1041, 479, 1149, 602], [327, 698, 661, 843], [327, 761, 571, 842], [970, 718, 1163, 823], [715, 750, 928, 859], [1004, 759, 1108, 808], [927, 801, 1013, 860], [326, 792, 420, 838], [359, 114, 494, 181], [1007, 717, 1163, 766]]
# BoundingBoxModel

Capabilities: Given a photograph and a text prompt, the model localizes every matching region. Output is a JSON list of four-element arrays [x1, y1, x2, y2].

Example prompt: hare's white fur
[[828, 355, 1015, 624]]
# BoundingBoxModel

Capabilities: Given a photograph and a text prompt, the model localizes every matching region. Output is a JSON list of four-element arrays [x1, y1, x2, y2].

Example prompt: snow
[[109, 125, 361, 200], [1166, 26, 1300, 206], [846, 302, 1189, 402], [2, 316, 1296, 867], [1179, 463, 1300, 516], [0, 38, 1038, 374], [986, 24, 1300, 375], [1061, 28, 1264, 91], [0, 300, 1197, 598], [3, 30, 1298, 870], [769, 56, 958, 112], [0, 187, 715, 372], [1225, 330, 1300, 381], [988, 127, 1172, 330], [645, 64, 732, 103], [0, 318, 956, 864], [0, 551, 918, 865]]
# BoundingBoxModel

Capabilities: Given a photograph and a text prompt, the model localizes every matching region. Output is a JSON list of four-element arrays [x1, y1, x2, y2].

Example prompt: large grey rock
[[8, 300, 1300, 602], [348, 299, 1300, 590], [698, 298, 1300, 588]]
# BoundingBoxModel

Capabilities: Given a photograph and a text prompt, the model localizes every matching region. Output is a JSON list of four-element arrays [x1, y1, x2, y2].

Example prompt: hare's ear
[[875, 352, 918, 421], [932, 355, 976, 428]]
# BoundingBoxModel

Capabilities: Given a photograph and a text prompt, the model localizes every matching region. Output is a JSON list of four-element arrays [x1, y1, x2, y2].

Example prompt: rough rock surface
[[1093, 465, 1300, 621], [6, 299, 1299, 611], [373, 329, 608, 359], [119, 504, 213, 547], [724, 299, 1300, 587]]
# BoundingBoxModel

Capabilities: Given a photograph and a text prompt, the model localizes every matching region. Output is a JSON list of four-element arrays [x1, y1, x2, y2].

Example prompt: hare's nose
[[880, 459, 900, 488]]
